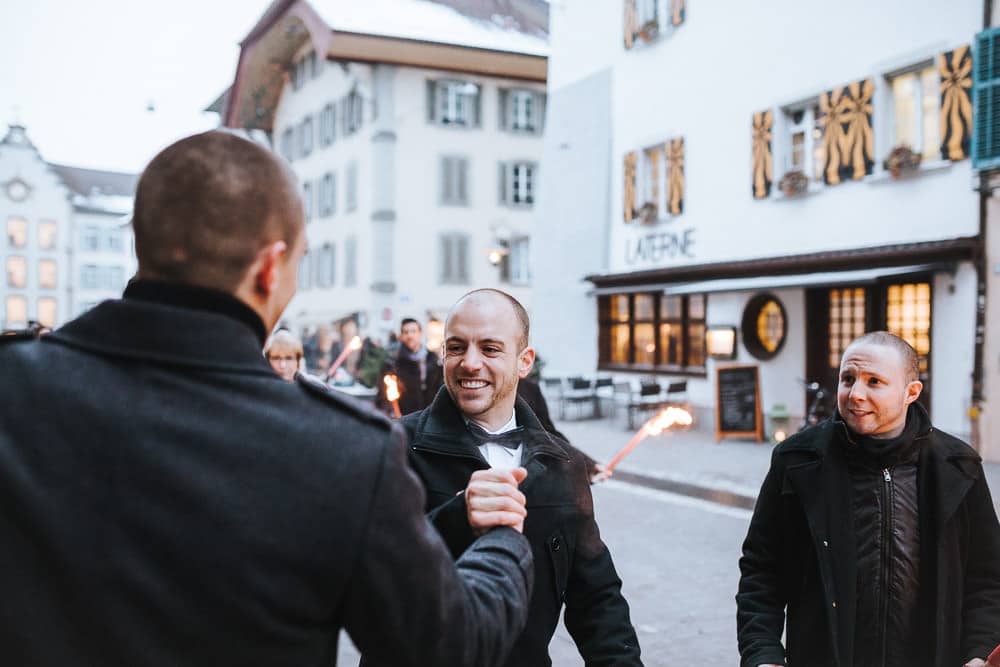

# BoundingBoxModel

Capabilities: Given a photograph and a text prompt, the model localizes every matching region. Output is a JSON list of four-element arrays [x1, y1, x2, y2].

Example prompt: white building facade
[[0, 125, 135, 331], [536, 0, 986, 450], [221, 0, 547, 355]]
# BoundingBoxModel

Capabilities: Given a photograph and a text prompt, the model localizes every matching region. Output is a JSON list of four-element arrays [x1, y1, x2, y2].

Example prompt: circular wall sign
[[741, 293, 788, 360]]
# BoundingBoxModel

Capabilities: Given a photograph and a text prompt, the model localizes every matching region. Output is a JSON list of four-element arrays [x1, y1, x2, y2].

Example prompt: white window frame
[[302, 181, 313, 221], [7, 217, 27, 248], [300, 116, 314, 157], [319, 172, 336, 217], [508, 90, 537, 132], [509, 236, 531, 286], [81, 264, 98, 289], [7, 256, 26, 288], [281, 127, 295, 162], [777, 101, 823, 184], [346, 162, 358, 212], [501, 161, 537, 207], [886, 62, 940, 162], [38, 259, 57, 289], [434, 80, 479, 127], [320, 103, 336, 147], [38, 220, 57, 250], [82, 225, 100, 251]]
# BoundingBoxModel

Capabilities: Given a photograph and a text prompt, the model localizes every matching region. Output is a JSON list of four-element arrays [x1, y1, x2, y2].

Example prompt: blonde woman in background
[[265, 329, 304, 382]]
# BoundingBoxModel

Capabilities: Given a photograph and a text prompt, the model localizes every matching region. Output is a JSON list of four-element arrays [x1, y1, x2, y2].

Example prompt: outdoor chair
[[560, 377, 601, 420]]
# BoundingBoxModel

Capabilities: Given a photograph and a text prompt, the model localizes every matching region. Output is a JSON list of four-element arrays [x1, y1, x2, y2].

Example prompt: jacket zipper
[[879, 467, 893, 667]]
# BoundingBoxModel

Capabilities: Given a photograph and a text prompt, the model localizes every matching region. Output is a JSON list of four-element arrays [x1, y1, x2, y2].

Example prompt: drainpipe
[[972, 0, 992, 449]]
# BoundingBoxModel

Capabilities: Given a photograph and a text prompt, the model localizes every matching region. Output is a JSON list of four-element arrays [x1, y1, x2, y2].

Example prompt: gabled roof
[[223, 0, 548, 130], [49, 163, 137, 215]]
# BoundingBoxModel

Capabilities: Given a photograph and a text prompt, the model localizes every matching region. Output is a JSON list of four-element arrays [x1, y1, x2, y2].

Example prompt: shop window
[[599, 292, 706, 372], [742, 293, 787, 360], [828, 287, 866, 369]]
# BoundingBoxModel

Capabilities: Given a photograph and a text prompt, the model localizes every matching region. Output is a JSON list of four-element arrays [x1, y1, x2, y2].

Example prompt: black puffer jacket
[[838, 409, 926, 667]]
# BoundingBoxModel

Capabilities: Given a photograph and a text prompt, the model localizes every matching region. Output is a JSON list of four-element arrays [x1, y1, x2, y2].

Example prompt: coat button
[[822, 540, 829, 548], [551, 536, 561, 551], [832, 601, 838, 608]]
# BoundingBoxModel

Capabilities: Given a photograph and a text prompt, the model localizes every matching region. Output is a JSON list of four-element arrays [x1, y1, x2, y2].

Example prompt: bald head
[[133, 131, 304, 292], [447, 289, 529, 350], [844, 331, 919, 382]]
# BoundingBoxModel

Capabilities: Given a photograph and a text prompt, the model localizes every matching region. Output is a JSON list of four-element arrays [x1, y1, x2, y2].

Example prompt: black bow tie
[[466, 423, 524, 450]]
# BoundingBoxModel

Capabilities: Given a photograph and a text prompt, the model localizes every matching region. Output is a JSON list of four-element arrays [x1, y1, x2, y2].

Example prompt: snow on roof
[[311, 0, 548, 56], [49, 163, 137, 215]]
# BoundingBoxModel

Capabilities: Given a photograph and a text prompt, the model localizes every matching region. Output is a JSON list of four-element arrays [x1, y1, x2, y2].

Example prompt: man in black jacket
[[0, 131, 533, 666], [401, 289, 642, 667], [737, 331, 1000, 667], [376, 318, 443, 416]]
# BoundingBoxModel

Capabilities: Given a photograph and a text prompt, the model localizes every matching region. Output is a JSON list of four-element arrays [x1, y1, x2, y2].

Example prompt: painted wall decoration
[[623, 0, 637, 49], [624, 150, 637, 222], [752, 110, 773, 199], [668, 137, 684, 215], [939, 44, 972, 161], [671, 0, 686, 27], [817, 78, 874, 185]]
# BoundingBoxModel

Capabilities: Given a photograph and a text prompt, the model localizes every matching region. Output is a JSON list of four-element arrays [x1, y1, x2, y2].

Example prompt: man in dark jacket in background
[[737, 331, 1000, 667], [401, 289, 642, 667], [377, 318, 443, 416], [0, 131, 533, 667]]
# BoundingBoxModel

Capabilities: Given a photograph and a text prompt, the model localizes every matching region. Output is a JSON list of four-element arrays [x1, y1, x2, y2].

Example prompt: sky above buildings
[[1, 0, 272, 173]]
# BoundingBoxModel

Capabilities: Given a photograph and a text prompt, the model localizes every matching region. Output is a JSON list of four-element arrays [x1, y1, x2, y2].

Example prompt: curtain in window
[[752, 110, 773, 199], [623, 0, 637, 49], [667, 137, 684, 215], [623, 151, 637, 222], [817, 78, 874, 184], [939, 44, 972, 161]]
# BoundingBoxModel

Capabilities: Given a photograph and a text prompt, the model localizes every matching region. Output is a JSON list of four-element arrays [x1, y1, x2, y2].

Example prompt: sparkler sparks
[[606, 406, 693, 473]]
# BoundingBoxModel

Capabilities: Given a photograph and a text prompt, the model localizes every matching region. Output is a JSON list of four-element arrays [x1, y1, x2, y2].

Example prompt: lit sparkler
[[326, 336, 362, 379], [605, 406, 693, 473], [383, 374, 402, 418]]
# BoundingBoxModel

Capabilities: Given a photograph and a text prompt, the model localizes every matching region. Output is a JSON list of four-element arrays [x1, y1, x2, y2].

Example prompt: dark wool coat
[[402, 387, 643, 667], [737, 416, 1000, 667], [0, 288, 533, 667]]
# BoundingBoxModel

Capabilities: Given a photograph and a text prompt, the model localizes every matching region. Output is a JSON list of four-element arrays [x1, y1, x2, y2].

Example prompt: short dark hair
[[400, 318, 421, 332], [845, 331, 920, 382], [449, 288, 529, 350], [132, 131, 303, 292]]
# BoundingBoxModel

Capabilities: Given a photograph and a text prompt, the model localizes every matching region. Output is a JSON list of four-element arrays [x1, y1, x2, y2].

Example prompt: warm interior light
[[706, 327, 736, 358]]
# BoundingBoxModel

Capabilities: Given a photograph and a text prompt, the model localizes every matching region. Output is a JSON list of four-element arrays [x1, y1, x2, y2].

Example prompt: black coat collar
[[407, 385, 569, 462], [45, 295, 275, 377]]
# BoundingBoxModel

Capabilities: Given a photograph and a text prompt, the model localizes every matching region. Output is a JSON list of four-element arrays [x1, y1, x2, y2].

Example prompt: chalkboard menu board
[[715, 365, 763, 443]]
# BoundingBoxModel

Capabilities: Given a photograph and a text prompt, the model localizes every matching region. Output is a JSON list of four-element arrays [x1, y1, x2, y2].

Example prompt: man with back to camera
[[396, 288, 642, 666], [737, 332, 1000, 667], [0, 131, 534, 666], [376, 317, 443, 416]]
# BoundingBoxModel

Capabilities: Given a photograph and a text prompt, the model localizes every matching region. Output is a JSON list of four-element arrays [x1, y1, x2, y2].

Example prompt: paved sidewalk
[[555, 413, 1000, 516]]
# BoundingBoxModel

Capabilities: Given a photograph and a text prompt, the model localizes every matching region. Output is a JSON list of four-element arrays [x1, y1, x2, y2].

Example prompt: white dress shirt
[[471, 411, 522, 468]]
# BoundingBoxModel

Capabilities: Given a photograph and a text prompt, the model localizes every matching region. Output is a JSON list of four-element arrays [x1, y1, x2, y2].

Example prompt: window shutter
[[457, 158, 468, 204], [623, 151, 637, 222], [940, 45, 972, 161], [623, 0, 637, 49], [973, 30, 1000, 168], [329, 244, 336, 287], [440, 235, 453, 282], [457, 235, 469, 283], [499, 161, 508, 205], [473, 86, 482, 127], [498, 88, 509, 131], [535, 93, 546, 135], [752, 110, 773, 199], [427, 80, 437, 123], [817, 78, 874, 184], [667, 137, 684, 215], [441, 157, 454, 203]]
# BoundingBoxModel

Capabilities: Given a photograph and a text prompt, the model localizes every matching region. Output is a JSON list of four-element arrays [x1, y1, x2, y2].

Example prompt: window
[[5, 295, 26, 328], [346, 162, 358, 212], [6, 256, 26, 288], [302, 181, 313, 221], [320, 103, 336, 147], [429, 80, 480, 127], [345, 236, 357, 287], [299, 116, 314, 157], [106, 229, 123, 252], [439, 233, 470, 284], [316, 244, 335, 288], [598, 292, 707, 372], [38, 259, 57, 289], [781, 104, 824, 182], [343, 92, 364, 135], [501, 89, 544, 133], [624, 0, 685, 49], [828, 287, 867, 369], [890, 65, 940, 161], [37, 297, 56, 327], [886, 282, 931, 376], [319, 172, 336, 217], [38, 220, 57, 250], [81, 264, 98, 289], [741, 293, 788, 360], [440, 156, 469, 205], [500, 161, 537, 206], [292, 50, 316, 91], [509, 236, 531, 285], [280, 127, 295, 162], [7, 217, 27, 247], [82, 225, 100, 251], [109, 266, 125, 290]]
